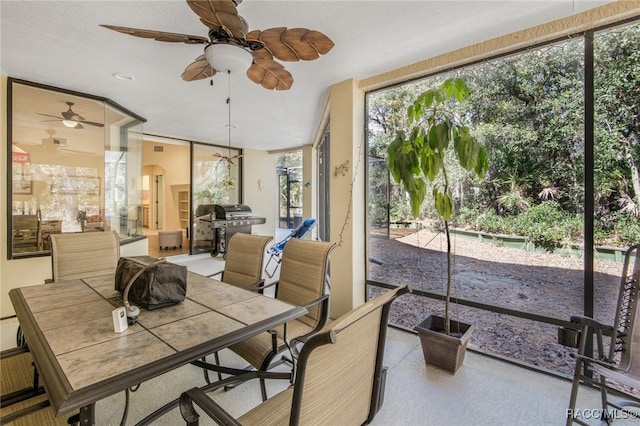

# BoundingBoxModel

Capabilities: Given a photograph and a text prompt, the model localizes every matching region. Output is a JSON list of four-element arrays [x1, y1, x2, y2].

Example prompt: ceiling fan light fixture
[[205, 43, 253, 73], [62, 119, 78, 128], [102, 1, 333, 89]]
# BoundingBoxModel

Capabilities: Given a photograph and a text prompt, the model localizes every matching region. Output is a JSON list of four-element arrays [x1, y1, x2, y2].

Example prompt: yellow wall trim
[[361, 1, 640, 92]]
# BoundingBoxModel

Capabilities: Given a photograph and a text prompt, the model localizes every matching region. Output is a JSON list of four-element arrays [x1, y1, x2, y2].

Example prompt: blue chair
[[265, 218, 317, 277]]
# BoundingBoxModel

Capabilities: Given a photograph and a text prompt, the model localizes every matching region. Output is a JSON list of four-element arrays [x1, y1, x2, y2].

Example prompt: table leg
[[77, 403, 95, 425]]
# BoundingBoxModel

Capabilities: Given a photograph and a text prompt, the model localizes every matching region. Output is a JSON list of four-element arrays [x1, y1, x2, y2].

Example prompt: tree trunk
[[444, 220, 451, 335], [623, 133, 640, 211]]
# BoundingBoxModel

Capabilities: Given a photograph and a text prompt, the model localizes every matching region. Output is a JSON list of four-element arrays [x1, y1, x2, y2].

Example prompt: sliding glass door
[[191, 142, 241, 254]]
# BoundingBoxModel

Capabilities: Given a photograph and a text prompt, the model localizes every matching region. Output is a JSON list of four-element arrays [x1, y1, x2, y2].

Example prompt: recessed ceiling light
[[112, 72, 134, 81]]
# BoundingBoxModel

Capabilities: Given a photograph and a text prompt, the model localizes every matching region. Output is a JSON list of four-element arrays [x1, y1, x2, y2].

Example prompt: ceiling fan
[[36, 102, 104, 129], [101, 0, 334, 90]]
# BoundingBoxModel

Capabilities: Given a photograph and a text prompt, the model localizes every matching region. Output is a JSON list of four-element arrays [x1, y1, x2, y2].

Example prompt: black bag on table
[[115, 256, 187, 310]]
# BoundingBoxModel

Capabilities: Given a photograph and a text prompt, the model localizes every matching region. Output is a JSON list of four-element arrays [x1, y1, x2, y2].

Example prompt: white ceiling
[[1, 1, 612, 151]]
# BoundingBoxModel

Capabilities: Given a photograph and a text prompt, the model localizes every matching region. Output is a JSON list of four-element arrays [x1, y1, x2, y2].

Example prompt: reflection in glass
[[8, 79, 145, 258], [191, 143, 242, 254]]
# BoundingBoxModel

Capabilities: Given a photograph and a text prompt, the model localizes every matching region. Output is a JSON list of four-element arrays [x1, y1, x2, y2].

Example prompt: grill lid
[[213, 204, 252, 219]]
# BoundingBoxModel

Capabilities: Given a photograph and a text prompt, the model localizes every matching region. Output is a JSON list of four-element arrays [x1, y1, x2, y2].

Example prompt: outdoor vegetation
[[368, 23, 640, 251], [192, 145, 242, 207], [366, 21, 640, 374], [276, 151, 303, 229]]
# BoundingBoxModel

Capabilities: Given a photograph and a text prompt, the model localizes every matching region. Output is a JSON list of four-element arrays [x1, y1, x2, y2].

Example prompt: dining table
[[9, 268, 307, 425]]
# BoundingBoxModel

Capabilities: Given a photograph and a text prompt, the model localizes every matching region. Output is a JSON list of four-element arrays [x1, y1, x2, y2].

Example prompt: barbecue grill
[[194, 204, 266, 257]]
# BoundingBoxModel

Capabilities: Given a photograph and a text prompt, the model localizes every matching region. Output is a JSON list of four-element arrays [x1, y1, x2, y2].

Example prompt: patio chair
[[264, 218, 317, 278], [206, 233, 273, 382], [48, 230, 120, 282], [18, 230, 121, 344], [566, 243, 640, 425], [208, 233, 273, 289], [0, 346, 76, 425], [196, 238, 336, 401], [179, 285, 411, 426], [16, 230, 121, 344], [14, 230, 120, 423]]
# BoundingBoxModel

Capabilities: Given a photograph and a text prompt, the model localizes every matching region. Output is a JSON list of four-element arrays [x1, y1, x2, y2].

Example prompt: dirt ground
[[367, 228, 624, 376]]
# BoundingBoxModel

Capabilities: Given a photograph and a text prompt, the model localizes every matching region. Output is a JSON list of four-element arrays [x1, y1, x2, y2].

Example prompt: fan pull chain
[[227, 70, 232, 158]]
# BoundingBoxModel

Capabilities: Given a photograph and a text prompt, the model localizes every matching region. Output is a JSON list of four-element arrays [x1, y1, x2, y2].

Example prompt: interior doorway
[[142, 165, 166, 230], [142, 137, 190, 256]]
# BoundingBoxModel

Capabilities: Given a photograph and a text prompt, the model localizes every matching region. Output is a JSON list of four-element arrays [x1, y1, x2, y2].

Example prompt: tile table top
[[9, 270, 306, 418]]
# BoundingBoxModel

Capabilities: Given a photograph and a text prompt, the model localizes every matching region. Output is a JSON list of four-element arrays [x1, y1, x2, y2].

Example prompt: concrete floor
[[0, 317, 608, 426], [2, 251, 611, 426]]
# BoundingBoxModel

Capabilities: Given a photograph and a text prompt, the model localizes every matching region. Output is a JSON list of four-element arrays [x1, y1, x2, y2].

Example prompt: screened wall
[[366, 20, 640, 375]]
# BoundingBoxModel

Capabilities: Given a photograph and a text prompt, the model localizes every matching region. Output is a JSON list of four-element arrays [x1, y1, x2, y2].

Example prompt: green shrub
[[613, 214, 640, 246], [595, 211, 640, 247], [452, 206, 481, 229], [474, 210, 514, 235], [512, 201, 581, 251], [389, 203, 414, 223]]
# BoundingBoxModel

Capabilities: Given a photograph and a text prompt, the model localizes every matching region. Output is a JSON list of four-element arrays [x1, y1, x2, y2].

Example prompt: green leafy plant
[[506, 200, 582, 251], [387, 78, 488, 334]]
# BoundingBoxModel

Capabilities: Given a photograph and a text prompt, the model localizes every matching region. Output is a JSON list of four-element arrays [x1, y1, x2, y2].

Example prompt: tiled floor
[[143, 229, 190, 258], [1, 251, 608, 426], [142, 227, 292, 259]]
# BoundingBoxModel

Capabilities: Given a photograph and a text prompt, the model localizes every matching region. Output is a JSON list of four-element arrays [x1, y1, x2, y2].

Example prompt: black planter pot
[[414, 315, 474, 374]]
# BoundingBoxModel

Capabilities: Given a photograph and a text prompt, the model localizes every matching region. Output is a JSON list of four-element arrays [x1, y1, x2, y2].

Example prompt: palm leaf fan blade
[[187, 0, 246, 38], [253, 28, 300, 62], [182, 55, 217, 81], [99, 25, 208, 44], [283, 28, 321, 60], [246, 63, 267, 87], [302, 30, 335, 55], [250, 45, 274, 61], [80, 121, 104, 128], [247, 60, 292, 90]]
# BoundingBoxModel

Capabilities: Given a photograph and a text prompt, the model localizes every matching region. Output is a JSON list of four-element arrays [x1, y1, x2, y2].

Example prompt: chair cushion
[[1, 351, 75, 425], [228, 332, 282, 370], [222, 234, 272, 288], [274, 319, 314, 343], [228, 318, 316, 369], [1, 351, 34, 395], [49, 230, 120, 281], [238, 387, 293, 425]]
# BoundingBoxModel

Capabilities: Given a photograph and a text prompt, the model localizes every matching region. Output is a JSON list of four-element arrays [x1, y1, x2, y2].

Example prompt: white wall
[[142, 140, 191, 231], [242, 148, 277, 239]]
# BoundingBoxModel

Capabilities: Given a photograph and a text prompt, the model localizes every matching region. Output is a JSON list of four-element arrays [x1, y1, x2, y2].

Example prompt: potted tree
[[387, 77, 488, 373]]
